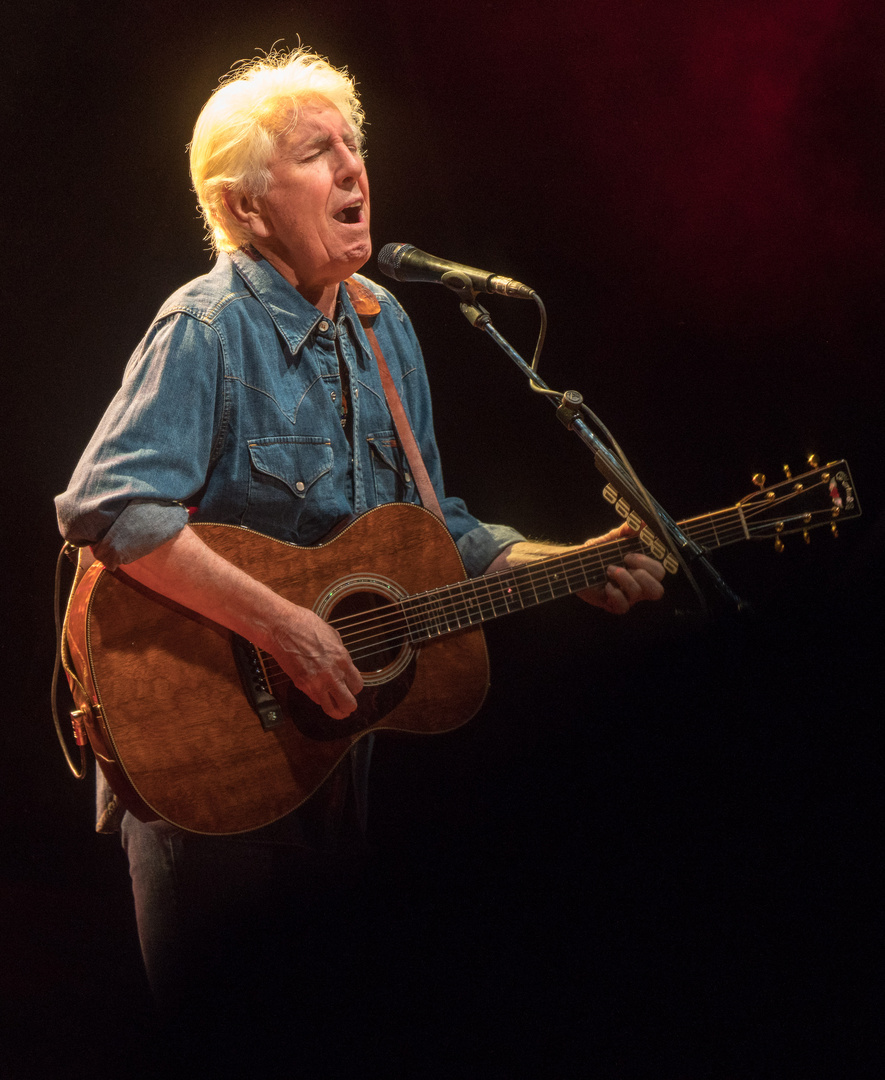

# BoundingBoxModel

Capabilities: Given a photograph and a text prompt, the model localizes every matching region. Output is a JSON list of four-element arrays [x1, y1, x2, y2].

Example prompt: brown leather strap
[[345, 279, 445, 524]]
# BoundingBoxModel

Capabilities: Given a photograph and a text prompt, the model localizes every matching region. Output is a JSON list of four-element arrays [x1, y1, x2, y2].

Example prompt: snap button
[[295, 481, 305, 492], [318, 320, 330, 332], [404, 472, 412, 483]]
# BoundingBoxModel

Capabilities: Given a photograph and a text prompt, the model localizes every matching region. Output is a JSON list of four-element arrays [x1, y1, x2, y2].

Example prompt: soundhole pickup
[[231, 634, 286, 731]]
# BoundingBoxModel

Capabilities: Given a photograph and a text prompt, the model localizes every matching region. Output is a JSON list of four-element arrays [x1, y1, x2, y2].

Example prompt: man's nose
[[335, 143, 364, 181]]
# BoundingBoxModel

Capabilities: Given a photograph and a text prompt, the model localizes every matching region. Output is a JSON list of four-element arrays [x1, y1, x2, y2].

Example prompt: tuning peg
[[831, 522, 839, 539], [775, 537, 785, 553], [783, 464, 793, 480], [803, 530, 811, 545], [752, 473, 766, 489], [807, 453, 819, 469]]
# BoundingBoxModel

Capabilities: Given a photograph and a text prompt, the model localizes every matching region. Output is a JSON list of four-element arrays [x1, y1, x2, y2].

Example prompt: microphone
[[377, 243, 535, 299]]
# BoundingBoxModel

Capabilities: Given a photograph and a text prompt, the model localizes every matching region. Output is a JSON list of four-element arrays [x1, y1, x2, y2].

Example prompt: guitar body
[[66, 503, 490, 834]]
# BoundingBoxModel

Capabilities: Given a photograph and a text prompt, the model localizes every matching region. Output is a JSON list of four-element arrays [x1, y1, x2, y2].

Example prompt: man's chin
[[340, 237, 372, 277]]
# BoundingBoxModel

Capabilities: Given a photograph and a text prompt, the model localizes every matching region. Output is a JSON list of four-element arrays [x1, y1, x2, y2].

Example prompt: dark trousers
[[118, 767, 409, 1075]]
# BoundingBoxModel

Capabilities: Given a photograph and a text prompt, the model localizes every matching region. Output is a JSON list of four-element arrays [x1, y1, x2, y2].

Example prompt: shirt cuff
[[91, 501, 190, 570], [456, 522, 526, 578]]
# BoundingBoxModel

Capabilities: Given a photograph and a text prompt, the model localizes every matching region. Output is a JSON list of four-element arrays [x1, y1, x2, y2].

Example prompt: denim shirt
[[56, 249, 523, 573], [57, 250, 524, 835]]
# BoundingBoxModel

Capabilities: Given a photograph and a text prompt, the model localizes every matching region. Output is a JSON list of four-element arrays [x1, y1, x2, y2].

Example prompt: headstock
[[739, 456, 860, 549], [601, 455, 860, 560]]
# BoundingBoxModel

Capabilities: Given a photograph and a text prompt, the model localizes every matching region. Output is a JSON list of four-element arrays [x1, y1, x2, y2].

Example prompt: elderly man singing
[[56, 45, 664, 1062]]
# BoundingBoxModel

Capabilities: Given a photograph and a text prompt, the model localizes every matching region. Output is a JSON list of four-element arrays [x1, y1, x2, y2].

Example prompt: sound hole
[[291, 588, 415, 741], [330, 589, 405, 676]]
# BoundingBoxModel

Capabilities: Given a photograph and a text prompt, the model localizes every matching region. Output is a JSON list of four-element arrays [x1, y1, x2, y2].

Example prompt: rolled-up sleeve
[[88, 500, 190, 570], [55, 312, 224, 569], [453, 518, 523, 578], [455, 521, 524, 577]]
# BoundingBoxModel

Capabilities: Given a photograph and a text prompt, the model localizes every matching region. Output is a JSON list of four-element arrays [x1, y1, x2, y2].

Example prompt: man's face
[[249, 99, 371, 296]]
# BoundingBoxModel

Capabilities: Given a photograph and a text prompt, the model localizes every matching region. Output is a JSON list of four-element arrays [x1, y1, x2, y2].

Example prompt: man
[[56, 46, 664, 1056]]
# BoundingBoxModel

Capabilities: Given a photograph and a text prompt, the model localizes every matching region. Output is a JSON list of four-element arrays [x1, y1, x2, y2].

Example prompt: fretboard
[[399, 504, 753, 643]]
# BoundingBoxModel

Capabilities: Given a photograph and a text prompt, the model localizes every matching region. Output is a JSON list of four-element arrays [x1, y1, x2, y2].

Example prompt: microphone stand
[[443, 272, 746, 613]]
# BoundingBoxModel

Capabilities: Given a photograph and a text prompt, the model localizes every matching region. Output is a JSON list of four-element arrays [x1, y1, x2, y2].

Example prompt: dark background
[[4, 1, 882, 1075]]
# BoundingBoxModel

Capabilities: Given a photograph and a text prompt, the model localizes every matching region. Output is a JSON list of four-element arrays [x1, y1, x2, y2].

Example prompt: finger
[[322, 683, 358, 720], [577, 577, 637, 611], [342, 664, 365, 697], [585, 522, 632, 546], [636, 569, 666, 600], [617, 564, 666, 602], [606, 565, 645, 603], [623, 552, 667, 582], [603, 580, 630, 615], [605, 565, 665, 606]]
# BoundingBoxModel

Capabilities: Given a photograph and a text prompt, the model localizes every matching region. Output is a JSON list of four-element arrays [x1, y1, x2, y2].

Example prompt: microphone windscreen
[[377, 243, 408, 281]]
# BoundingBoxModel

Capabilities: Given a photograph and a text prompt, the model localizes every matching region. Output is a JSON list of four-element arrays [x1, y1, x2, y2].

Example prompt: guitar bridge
[[231, 635, 286, 731]]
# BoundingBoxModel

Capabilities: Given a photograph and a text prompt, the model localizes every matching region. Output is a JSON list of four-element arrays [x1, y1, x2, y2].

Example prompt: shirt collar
[[227, 247, 338, 355]]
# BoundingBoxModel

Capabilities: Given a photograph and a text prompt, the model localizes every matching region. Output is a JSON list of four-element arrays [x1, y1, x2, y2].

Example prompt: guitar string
[[258, 483, 833, 683], [258, 544, 625, 686], [323, 482, 829, 648], [260, 550, 603, 680], [319, 485, 819, 650], [262, 521, 717, 681], [333, 537, 631, 648], [260, 486, 829, 683], [313, 534, 636, 646], [260, 544, 650, 688]]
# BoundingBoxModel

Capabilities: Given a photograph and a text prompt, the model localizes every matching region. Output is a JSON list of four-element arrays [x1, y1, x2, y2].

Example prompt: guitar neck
[[401, 506, 745, 643], [402, 536, 634, 642], [338, 460, 856, 653]]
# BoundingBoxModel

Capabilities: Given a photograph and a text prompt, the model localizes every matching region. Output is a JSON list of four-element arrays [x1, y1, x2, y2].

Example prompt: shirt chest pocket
[[245, 436, 338, 543], [366, 429, 415, 505]]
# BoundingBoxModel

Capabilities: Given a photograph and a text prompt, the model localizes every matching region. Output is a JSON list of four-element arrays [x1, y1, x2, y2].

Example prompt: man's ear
[[223, 188, 271, 240]]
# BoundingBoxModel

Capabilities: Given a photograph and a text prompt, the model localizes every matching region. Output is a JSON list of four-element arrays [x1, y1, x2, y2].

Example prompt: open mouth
[[333, 203, 363, 224]]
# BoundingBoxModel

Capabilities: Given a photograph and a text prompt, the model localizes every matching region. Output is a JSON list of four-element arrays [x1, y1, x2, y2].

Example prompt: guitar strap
[[345, 278, 446, 524]]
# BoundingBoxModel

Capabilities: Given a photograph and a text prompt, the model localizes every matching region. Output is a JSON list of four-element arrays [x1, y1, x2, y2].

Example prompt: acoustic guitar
[[63, 459, 859, 834]]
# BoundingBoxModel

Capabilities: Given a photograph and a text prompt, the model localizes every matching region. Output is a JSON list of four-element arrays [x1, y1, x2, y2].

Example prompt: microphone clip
[[440, 269, 480, 299], [441, 270, 492, 327]]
